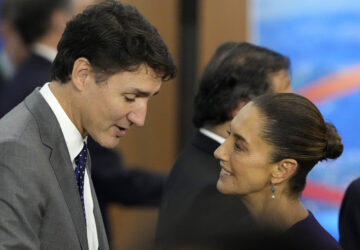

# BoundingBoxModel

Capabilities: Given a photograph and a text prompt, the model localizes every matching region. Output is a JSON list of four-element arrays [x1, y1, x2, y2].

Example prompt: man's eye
[[125, 96, 135, 102]]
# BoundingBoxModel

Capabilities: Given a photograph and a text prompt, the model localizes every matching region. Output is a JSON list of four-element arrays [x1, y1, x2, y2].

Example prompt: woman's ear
[[71, 57, 92, 91], [271, 159, 298, 185]]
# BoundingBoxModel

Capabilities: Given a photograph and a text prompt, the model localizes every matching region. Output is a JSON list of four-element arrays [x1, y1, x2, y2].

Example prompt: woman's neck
[[241, 191, 308, 231]]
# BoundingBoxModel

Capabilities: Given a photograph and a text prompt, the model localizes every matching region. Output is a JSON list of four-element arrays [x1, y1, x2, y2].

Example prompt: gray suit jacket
[[0, 89, 109, 250]]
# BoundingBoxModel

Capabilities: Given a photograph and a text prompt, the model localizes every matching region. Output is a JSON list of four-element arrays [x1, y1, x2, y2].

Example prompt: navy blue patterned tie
[[74, 142, 87, 225]]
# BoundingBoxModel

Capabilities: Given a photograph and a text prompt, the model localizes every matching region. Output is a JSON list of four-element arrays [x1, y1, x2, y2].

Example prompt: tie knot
[[75, 142, 87, 168]]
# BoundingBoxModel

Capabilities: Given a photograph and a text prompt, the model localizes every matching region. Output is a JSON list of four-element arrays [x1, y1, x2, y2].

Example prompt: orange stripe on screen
[[297, 64, 360, 104]]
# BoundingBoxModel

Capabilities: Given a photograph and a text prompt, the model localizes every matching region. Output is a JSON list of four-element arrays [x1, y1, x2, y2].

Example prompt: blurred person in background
[[0, 0, 29, 84], [156, 41, 292, 249], [0, 0, 75, 115], [0, 0, 168, 246], [214, 93, 343, 249]]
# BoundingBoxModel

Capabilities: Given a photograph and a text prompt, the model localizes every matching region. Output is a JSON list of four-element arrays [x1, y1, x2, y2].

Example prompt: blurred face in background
[[0, 22, 29, 76], [270, 69, 292, 93], [0, 0, 99, 77], [73, 0, 99, 15]]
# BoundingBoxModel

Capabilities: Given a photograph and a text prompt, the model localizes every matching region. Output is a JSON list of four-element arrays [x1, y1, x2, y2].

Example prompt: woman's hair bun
[[325, 122, 343, 160]]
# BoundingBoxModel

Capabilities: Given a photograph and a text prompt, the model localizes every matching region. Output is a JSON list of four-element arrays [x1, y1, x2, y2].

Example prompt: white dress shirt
[[32, 43, 57, 63], [199, 128, 225, 144], [40, 83, 99, 250]]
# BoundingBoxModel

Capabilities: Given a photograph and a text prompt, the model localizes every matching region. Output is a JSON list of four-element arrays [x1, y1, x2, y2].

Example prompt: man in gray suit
[[0, 1, 176, 249]]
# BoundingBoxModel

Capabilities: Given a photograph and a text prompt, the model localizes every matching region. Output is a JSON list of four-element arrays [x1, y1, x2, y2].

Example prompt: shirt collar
[[199, 128, 225, 144], [39, 82, 87, 162], [32, 43, 57, 63]]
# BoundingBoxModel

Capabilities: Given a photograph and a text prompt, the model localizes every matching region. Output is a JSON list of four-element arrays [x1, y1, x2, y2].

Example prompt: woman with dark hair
[[214, 93, 343, 250]]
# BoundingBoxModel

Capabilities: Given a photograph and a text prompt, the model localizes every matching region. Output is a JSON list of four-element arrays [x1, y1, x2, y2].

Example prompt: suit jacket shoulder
[[0, 90, 109, 250]]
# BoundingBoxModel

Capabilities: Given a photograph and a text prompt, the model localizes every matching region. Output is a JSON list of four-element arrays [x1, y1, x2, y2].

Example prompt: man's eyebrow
[[127, 88, 160, 97]]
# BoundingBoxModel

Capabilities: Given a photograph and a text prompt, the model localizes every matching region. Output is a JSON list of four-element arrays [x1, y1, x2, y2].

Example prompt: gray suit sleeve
[[0, 141, 43, 249]]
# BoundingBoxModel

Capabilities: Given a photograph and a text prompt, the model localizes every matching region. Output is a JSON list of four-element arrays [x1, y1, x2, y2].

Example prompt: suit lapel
[[50, 139, 89, 249], [25, 90, 89, 250]]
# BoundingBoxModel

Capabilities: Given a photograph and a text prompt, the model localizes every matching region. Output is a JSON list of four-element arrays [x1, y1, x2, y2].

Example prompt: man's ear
[[231, 100, 248, 118], [71, 57, 92, 91], [271, 159, 298, 185]]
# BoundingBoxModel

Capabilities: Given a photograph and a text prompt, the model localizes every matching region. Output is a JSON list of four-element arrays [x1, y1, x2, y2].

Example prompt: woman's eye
[[234, 142, 243, 151]]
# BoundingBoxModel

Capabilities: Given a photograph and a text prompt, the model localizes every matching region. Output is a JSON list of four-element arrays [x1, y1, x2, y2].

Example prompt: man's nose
[[128, 101, 147, 127]]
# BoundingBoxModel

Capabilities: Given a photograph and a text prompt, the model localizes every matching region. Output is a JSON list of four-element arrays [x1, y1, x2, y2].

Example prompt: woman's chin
[[216, 179, 233, 194]]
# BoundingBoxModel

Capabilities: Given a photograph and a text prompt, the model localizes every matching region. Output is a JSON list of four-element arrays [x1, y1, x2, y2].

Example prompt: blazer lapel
[[25, 90, 89, 250], [50, 139, 89, 250]]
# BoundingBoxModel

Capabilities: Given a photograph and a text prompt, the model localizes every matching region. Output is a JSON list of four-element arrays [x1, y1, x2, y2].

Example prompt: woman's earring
[[271, 184, 275, 199]]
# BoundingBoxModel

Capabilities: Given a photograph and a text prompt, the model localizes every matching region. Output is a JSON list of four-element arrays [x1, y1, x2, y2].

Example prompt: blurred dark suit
[[0, 69, 4, 98], [0, 51, 166, 238], [0, 52, 50, 117], [156, 131, 250, 248], [339, 177, 360, 250], [89, 136, 165, 234]]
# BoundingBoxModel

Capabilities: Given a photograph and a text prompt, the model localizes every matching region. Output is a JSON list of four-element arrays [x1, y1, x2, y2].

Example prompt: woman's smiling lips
[[219, 162, 233, 177], [220, 167, 233, 177]]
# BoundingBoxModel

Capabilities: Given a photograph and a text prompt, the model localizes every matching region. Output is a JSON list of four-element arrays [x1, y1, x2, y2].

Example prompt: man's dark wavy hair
[[193, 42, 290, 128], [51, 0, 176, 83]]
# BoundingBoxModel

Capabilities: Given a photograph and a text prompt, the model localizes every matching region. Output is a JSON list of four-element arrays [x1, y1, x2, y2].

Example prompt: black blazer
[[156, 131, 250, 248], [89, 137, 165, 236], [339, 177, 360, 250]]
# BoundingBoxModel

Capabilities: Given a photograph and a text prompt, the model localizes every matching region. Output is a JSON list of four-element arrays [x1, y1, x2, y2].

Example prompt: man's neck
[[32, 43, 57, 63], [204, 121, 230, 139], [49, 81, 85, 138], [36, 34, 59, 51]]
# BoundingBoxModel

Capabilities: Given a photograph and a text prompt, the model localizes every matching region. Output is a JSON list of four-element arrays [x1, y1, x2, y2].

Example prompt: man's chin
[[97, 137, 120, 149]]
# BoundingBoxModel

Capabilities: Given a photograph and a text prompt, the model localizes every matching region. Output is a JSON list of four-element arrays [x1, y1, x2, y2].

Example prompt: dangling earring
[[271, 184, 275, 199]]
